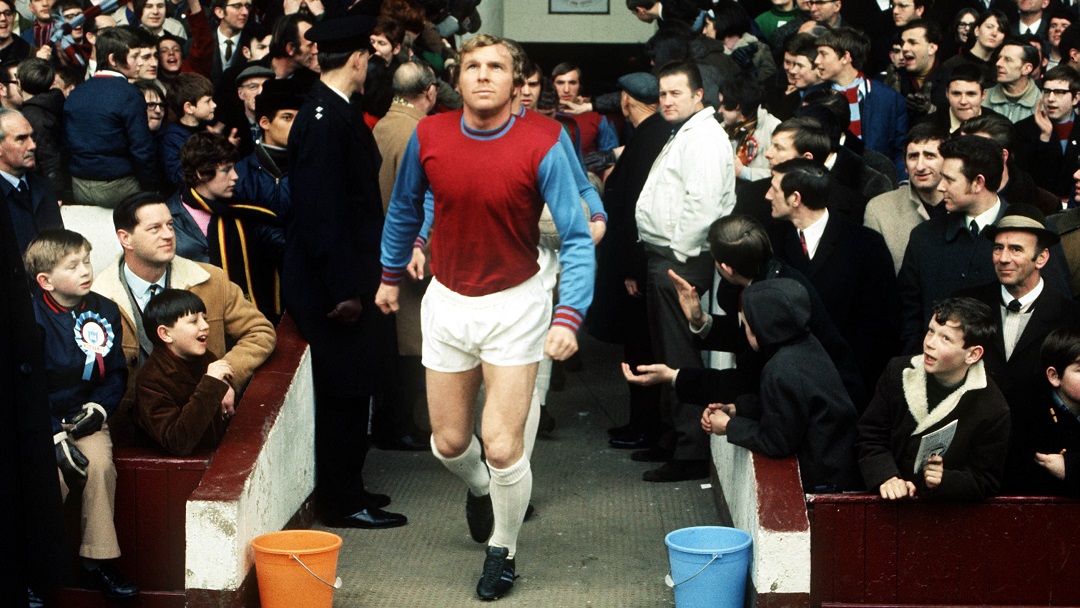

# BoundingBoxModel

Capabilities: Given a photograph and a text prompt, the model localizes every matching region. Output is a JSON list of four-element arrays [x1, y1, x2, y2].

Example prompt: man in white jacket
[[633, 60, 735, 482]]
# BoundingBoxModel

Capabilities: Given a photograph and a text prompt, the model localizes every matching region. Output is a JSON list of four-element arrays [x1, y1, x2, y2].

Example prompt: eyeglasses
[[807, 1, 836, 5], [224, 2, 251, 9], [891, 2, 914, 9], [0, 10, 14, 18], [1042, 88, 1075, 96], [145, 102, 165, 109]]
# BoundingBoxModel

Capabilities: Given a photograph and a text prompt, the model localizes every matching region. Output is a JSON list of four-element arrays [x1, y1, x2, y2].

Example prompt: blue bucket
[[665, 526, 752, 608]]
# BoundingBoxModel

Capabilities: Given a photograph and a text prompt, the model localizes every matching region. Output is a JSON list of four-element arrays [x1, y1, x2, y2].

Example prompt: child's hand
[[923, 455, 944, 489], [621, 362, 676, 386], [878, 476, 916, 500], [206, 360, 234, 381], [703, 406, 731, 436], [1035, 452, 1067, 480]]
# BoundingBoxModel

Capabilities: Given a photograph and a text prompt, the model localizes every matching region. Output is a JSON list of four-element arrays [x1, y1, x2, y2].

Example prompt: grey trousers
[[645, 251, 714, 461]]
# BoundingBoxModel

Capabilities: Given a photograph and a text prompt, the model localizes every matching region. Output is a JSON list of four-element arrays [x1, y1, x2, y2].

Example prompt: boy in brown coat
[[135, 289, 234, 456]]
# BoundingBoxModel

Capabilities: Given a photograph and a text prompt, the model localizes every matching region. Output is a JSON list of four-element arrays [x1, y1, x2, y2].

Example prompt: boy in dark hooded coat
[[627, 277, 862, 491], [699, 278, 862, 492]]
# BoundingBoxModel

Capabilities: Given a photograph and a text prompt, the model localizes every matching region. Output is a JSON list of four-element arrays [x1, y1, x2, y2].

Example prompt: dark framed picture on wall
[[549, 0, 610, 14]]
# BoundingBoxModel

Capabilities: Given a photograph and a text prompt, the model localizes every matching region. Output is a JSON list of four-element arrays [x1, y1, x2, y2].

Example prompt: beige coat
[[374, 102, 430, 356], [93, 254, 277, 394], [863, 184, 933, 275]]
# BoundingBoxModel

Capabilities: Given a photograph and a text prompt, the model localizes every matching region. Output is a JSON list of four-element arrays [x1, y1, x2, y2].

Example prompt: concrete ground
[[318, 334, 721, 607]]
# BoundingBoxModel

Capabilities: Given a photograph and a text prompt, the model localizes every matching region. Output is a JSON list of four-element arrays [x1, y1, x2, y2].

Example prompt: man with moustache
[[0, 108, 60, 254]]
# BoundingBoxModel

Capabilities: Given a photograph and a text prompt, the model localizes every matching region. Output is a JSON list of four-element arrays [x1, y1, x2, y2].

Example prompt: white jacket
[[636, 107, 735, 262]]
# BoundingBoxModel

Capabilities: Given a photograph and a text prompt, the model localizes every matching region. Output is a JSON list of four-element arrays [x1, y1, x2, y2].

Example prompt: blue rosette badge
[[73, 311, 115, 381]]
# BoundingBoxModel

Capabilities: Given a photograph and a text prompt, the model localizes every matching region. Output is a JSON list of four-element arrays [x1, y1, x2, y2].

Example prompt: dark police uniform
[[283, 16, 393, 521]]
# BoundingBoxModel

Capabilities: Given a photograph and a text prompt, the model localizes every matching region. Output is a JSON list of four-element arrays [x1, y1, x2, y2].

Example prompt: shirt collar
[[800, 208, 829, 257], [968, 197, 1002, 233], [0, 169, 23, 189], [1000, 277, 1043, 312], [123, 262, 165, 303], [324, 82, 351, 104]]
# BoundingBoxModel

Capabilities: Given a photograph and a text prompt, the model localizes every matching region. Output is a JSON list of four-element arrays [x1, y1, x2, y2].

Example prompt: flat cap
[[255, 78, 305, 121], [617, 72, 659, 104], [304, 14, 377, 55], [983, 203, 1060, 246], [236, 64, 274, 87]]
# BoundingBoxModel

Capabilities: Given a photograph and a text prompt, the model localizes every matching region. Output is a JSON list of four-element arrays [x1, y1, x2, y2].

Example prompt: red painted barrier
[[808, 493, 1080, 606]]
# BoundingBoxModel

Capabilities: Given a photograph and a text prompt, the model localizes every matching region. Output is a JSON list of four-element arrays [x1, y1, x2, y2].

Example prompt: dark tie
[[149, 284, 161, 299], [10, 180, 29, 210], [224, 39, 234, 62], [969, 220, 979, 238], [1006, 299, 1022, 313], [799, 230, 809, 257]]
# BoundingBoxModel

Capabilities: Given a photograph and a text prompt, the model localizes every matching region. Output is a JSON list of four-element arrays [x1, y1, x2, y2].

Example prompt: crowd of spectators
[[7, 0, 1080, 601]]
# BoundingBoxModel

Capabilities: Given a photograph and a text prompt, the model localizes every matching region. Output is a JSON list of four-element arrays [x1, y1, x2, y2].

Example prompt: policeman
[[284, 14, 405, 529]]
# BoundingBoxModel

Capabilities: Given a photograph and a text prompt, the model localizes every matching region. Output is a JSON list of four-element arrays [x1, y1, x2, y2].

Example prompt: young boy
[[1027, 327, 1080, 495], [698, 278, 863, 492], [626, 278, 863, 492], [134, 289, 235, 456], [161, 72, 219, 190], [24, 229, 137, 599], [857, 297, 1011, 501]]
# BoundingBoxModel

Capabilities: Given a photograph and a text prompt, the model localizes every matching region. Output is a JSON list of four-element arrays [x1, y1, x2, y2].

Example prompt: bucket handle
[[290, 554, 343, 590], [665, 554, 720, 588]]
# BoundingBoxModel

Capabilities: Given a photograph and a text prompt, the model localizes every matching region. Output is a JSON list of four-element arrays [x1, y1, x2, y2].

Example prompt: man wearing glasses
[[1015, 65, 1080, 200], [211, 0, 250, 86], [0, 0, 30, 63]]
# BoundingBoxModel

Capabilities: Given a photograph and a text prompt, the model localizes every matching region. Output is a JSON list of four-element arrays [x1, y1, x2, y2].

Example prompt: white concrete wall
[[478, 0, 655, 43], [710, 435, 812, 596], [185, 348, 317, 590]]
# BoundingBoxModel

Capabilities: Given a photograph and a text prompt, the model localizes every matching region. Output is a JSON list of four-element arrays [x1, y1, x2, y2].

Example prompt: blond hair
[[24, 229, 92, 276], [455, 34, 525, 88]]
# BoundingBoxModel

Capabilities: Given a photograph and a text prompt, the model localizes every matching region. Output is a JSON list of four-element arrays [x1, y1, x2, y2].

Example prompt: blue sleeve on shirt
[[380, 132, 429, 279], [596, 116, 619, 153], [538, 143, 595, 322], [557, 130, 607, 222]]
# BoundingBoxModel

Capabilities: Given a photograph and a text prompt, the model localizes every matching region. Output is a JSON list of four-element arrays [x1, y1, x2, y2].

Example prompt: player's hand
[[589, 220, 606, 245], [624, 278, 642, 298], [544, 326, 578, 360], [879, 476, 917, 500], [375, 284, 400, 314], [407, 247, 426, 280], [668, 269, 706, 330], [1035, 452, 1066, 480], [923, 455, 944, 489], [620, 362, 676, 386], [327, 298, 363, 324]]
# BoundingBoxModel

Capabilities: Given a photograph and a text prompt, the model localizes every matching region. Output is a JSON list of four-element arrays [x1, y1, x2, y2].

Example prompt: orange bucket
[[250, 530, 343, 608]]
